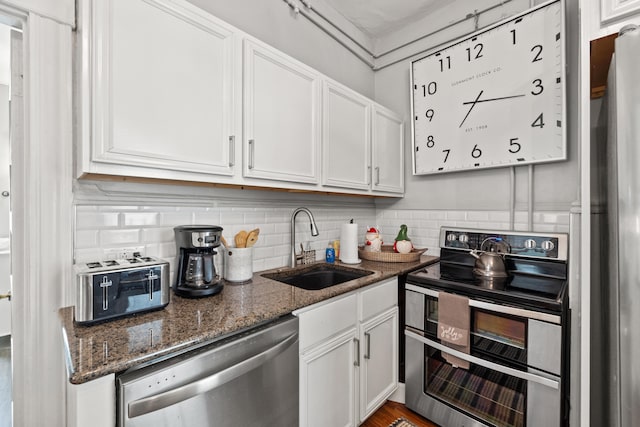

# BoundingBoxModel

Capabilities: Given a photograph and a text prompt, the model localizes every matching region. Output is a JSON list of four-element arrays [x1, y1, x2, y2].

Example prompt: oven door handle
[[405, 283, 561, 325], [405, 329, 559, 390]]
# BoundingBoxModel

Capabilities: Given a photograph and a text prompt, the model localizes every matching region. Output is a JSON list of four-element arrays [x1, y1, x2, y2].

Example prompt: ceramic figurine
[[364, 227, 383, 252], [393, 224, 413, 254]]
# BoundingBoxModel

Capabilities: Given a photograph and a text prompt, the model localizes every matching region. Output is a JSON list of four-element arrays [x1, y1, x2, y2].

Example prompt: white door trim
[[8, 9, 73, 427]]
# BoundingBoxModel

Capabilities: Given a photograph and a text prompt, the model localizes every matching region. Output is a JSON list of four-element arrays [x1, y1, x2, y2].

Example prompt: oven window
[[474, 310, 526, 348], [425, 346, 526, 427]]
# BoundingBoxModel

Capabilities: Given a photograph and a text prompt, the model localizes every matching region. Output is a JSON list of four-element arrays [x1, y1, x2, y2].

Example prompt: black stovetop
[[406, 249, 568, 314]]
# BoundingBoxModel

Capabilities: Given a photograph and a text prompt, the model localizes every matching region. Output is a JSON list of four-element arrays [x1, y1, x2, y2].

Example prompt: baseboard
[[389, 382, 405, 404]]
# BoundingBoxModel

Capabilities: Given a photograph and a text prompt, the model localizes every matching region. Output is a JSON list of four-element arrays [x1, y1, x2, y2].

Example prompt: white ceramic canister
[[223, 247, 253, 283]]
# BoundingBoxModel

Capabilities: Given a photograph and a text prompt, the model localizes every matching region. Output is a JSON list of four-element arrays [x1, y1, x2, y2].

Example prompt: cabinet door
[[359, 308, 399, 422], [300, 329, 358, 427], [322, 81, 371, 190], [243, 39, 321, 184], [89, 0, 237, 176], [372, 104, 404, 193]]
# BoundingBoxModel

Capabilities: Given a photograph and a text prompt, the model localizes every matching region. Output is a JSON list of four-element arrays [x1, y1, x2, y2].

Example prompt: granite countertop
[[60, 255, 438, 384]]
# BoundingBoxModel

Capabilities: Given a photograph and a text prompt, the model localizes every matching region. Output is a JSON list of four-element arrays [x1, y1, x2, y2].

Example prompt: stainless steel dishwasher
[[117, 315, 299, 427]]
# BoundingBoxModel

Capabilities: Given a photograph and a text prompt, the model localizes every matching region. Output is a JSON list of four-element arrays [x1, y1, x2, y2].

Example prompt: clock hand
[[459, 90, 484, 128], [462, 94, 526, 105]]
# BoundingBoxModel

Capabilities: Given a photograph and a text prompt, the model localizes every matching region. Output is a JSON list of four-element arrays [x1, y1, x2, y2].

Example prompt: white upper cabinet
[[78, 0, 404, 196], [372, 105, 404, 194], [322, 81, 371, 191], [588, 0, 640, 39], [243, 39, 321, 185], [81, 0, 239, 178]]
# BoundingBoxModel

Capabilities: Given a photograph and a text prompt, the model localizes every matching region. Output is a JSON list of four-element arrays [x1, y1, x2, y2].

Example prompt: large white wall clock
[[411, 0, 565, 175]]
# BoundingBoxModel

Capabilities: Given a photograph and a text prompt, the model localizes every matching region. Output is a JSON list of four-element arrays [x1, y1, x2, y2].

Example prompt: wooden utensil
[[245, 228, 260, 247], [220, 235, 228, 248], [234, 230, 248, 248]]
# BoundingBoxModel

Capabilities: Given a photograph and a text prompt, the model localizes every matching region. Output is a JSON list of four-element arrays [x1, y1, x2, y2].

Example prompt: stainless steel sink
[[262, 264, 374, 290]]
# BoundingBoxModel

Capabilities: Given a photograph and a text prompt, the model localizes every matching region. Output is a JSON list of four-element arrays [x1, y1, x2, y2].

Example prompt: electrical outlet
[[104, 246, 145, 260]]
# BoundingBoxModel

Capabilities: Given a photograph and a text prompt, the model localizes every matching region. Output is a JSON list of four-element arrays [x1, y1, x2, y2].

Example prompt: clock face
[[411, 0, 565, 175]]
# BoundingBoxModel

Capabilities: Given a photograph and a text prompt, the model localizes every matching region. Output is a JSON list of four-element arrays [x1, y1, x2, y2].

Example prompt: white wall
[[373, 0, 582, 213], [186, 0, 376, 98]]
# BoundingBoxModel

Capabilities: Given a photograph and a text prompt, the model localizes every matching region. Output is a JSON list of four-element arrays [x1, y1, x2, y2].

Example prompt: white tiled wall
[[74, 204, 377, 273], [376, 209, 571, 256], [75, 203, 571, 272]]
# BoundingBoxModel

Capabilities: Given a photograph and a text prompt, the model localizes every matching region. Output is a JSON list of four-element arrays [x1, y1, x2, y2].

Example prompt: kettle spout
[[469, 249, 481, 259]]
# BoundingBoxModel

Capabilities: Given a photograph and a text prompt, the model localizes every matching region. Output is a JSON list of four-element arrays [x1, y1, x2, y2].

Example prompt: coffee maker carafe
[[174, 225, 223, 297]]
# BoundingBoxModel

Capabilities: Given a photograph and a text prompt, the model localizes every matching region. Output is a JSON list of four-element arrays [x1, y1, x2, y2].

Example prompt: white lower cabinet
[[295, 278, 399, 427]]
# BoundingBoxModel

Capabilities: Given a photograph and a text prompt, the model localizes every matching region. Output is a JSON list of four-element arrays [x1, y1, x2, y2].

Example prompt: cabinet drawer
[[360, 278, 398, 321], [297, 294, 357, 352]]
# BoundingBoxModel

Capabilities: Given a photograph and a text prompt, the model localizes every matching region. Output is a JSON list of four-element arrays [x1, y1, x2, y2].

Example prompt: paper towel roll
[[340, 223, 360, 264]]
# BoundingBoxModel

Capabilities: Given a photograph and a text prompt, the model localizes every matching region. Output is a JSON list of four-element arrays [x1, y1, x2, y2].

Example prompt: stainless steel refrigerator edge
[[117, 315, 299, 427], [592, 24, 640, 427]]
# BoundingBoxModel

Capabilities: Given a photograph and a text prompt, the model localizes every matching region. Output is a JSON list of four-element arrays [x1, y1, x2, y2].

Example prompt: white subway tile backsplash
[[100, 229, 140, 246], [123, 212, 159, 227], [75, 230, 99, 249], [159, 211, 194, 225], [75, 203, 570, 271], [141, 227, 174, 243], [76, 212, 120, 229], [446, 211, 466, 221], [467, 211, 490, 221]]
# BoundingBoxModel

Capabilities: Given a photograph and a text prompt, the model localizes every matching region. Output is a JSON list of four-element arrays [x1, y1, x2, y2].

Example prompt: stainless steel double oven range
[[405, 227, 569, 427]]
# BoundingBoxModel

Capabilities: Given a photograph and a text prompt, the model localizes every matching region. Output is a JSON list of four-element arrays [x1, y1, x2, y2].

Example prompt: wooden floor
[[360, 400, 438, 427]]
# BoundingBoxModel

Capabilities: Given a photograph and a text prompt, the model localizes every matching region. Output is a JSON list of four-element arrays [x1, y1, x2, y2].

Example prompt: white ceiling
[[322, 0, 450, 37]]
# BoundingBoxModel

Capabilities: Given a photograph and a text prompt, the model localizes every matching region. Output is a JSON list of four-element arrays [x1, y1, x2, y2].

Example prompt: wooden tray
[[358, 245, 427, 263]]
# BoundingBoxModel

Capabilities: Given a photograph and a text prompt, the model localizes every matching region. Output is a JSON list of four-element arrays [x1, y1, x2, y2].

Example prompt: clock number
[[422, 82, 437, 97], [532, 113, 545, 128], [531, 79, 544, 95], [509, 138, 521, 153], [531, 45, 543, 62], [471, 144, 482, 159], [466, 43, 484, 61], [438, 56, 451, 72], [510, 29, 516, 45], [427, 136, 435, 148], [442, 149, 450, 163], [425, 109, 435, 122]]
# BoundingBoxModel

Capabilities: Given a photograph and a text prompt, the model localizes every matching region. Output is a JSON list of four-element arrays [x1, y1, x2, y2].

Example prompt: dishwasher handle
[[128, 331, 298, 419]]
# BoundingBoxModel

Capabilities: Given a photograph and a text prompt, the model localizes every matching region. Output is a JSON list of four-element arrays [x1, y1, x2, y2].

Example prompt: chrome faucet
[[290, 207, 319, 267]]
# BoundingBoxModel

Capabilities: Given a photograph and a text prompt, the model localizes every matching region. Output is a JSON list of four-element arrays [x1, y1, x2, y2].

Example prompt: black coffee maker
[[174, 225, 224, 297]]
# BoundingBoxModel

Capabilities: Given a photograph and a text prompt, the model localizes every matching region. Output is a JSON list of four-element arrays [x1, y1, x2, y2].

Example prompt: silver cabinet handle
[[248, 139, 255, 169], [364, 332, 371, 360], [404, 329, 559, 390], [375, 167, 380, 185], [367, 166, 371, 185], [353, 338, 360, 367], [228, 136, 235, 167], [128, 332, 298, 418]]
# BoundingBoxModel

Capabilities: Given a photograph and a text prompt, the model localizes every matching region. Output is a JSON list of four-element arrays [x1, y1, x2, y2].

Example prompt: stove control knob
[[459, 234, 469, 243], [446, 233, 458, 242], [541, 240, 555, 251], [524, 239, 537, 249]]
